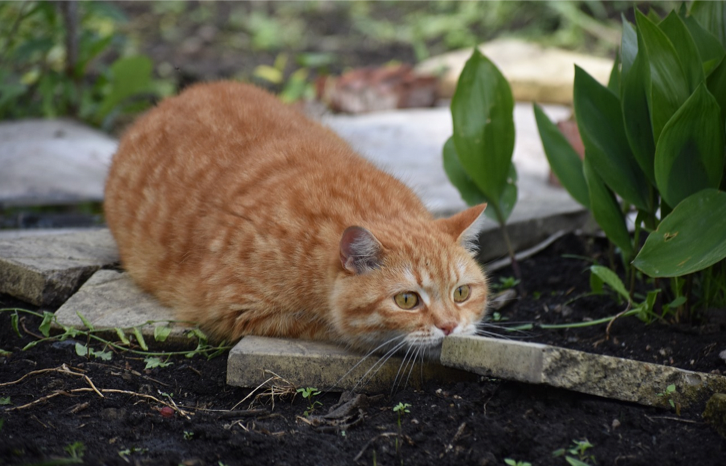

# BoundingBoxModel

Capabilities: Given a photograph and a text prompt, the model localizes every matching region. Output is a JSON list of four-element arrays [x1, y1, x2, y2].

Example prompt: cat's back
[[105, 81, 429, 315]]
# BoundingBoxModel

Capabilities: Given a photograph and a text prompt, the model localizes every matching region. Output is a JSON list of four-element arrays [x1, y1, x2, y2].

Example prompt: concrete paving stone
[[0, 119, 117, 207], [441, 335, 726, 409], [54, 269, 189, 344], [0, 229, 118, 306], [227, 335, 475, 393], [416, 38, 614, 104]]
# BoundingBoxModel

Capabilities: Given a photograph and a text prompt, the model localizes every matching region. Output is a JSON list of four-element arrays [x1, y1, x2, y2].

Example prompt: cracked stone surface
[[441, 335, 726, 408], [227, 335, 474, 392], [54, 270, 189, 343], [0, 229, 118, 306]]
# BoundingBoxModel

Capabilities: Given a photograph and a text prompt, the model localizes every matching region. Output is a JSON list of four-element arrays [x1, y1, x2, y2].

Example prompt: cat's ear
[[436, 203, 487, 254], [340, 226, 383, 274]]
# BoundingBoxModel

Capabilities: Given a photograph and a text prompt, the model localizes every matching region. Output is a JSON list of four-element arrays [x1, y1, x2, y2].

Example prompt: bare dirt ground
[[2, 234, 725, 466]]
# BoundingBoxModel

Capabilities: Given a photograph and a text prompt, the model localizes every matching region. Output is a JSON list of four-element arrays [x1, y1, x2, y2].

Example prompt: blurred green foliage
[[0, 1, 171, 129]]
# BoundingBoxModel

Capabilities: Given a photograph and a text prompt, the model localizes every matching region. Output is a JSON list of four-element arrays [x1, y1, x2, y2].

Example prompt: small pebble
[[612, 419, 621, 429], [160, 406, 175, 418], [719, 349, 726, 363]]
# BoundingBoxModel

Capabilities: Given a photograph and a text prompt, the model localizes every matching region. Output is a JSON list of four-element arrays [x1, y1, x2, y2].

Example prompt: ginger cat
[[104, 81, 489, 355]]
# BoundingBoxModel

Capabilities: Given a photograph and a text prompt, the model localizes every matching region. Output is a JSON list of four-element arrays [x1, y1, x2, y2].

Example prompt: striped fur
[[104, 81, 489, 353]]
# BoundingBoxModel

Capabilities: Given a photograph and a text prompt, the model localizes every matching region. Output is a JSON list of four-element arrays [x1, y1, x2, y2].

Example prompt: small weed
[[0, 397, 11, 405], [657, 384, 680, 413], [296, 387, 322, 416], [490, 312, 509, 322], [64, 441, 86, 460], [144, 356, 173, 369], [118, 447, 149, 462], [183, 431, 194, 440], [504, 459, 532, 466], [392, 402, 411, 453], [491, 276, 521, 291], [553, 439, 596, 465]]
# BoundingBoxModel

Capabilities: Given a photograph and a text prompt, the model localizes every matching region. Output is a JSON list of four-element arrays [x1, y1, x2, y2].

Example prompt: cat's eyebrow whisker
[[352, 339, 408, 393], [327, 334, 408, 393]]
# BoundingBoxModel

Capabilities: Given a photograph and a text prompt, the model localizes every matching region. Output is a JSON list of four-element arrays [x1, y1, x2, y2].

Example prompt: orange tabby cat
[[104, 81, 489, 354]]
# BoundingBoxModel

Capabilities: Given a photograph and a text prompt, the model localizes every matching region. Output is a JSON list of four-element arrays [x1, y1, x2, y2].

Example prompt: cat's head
[[330, 204, 489, 355]]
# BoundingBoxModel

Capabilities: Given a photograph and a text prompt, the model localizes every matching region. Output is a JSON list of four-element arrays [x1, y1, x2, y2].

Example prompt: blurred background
[[1, 1, 678, 132]]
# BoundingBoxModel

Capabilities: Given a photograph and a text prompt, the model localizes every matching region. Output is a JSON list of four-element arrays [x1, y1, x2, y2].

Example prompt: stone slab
[[0, 229, 118, 306], [227, 335, 474, 393], [441, 335, 726, 409], [54, 269, 189, 344], [0, 119, 117, 207], [416, 38, 614, 104]]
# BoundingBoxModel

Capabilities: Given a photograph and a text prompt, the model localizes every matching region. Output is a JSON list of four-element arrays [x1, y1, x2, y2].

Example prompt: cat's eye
[[394, 292, 419, 310], [453, 285, 470, 303]]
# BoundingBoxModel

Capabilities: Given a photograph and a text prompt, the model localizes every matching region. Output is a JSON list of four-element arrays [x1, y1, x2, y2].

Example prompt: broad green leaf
[[489, 163, 517, 223], [590, 265, 631, 303], [583, 158, 633, 256], [76, 311, 95, 331], [75, 343, 88, 357], [574, 66, 650, 212], [443, 137, 488, 206], [607, 52, 621, 95], [681, 11, 726, 76], [634, 189, 726, 277], [620, 52, 656, 186], [533, 104, 590, 208], [115, 328, 130, 345], [621, 15, 638, 78], [96, 55, 154, 120], [654, 84, 724, 208], [706, 57, 726, 126], [636, 10, 692, 142], [133, 327, 148, 351], [154, 325, 172, 343], [39, 311, 54, 337], [590, 271, 604, 295], [690, 1, 726, 48], [451, 48, 515, 203], [659, 11, 705, 91]]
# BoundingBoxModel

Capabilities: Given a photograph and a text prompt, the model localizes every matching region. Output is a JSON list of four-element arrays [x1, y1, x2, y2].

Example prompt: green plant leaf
[[533, 104, 589, 208], [654, 83, 724, 208], [706, 57, 726, 127], [590, 265, 631, 303], [154, 325, 172, 343], [565, 456, 592, 466], [115, 328, 130, 345], [96, 55, 154, 120], [620, 15, 638, 78], [574, 66, 650, 212], [39, 311, 54, 337], [133, 327, 148, 351], [634, 189, 726, 277], [659, 11, 705, 91], [450, 48, 515, 205], [144, 356, 173, 369], [690, 0, 726, 48], [636, 10, 692, 143], [76, 311, 94, 331], [681, 10, 726, 76], [75, 343, 88, 357], [10, 312, 21, 338], [93, 349, 112, 361], [620, 52, 656, 185], [487, 163, 518, 223], [583, 158, 633, 255], [607, 51, 621, 95]]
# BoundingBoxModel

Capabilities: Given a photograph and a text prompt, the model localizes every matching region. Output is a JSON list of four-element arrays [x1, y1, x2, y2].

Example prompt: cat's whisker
[[328, 335, 408, 392], [390, 343, 415, 396], [352, 339, 409, 393], [402, 345, 422, 392]]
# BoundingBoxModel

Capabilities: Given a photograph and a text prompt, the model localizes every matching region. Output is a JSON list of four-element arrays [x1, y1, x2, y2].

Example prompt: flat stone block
[[54, 270, 189, 344], [441, 335, 726, 409], [227, 336, 474, 393], [0, 229, 118, 306], [0, 119, 117, 206]]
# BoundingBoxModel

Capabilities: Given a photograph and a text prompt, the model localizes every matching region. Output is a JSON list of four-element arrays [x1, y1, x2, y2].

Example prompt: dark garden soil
[[2, 233, 726, 466]]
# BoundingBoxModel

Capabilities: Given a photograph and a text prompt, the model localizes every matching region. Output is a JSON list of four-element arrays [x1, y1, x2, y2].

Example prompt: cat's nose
[[438, 322, 456, 336]]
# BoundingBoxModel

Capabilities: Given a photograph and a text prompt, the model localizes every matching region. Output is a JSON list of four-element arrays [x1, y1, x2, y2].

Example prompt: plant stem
[[506, 308, 642, 331], [492, 203, 524, 296]]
